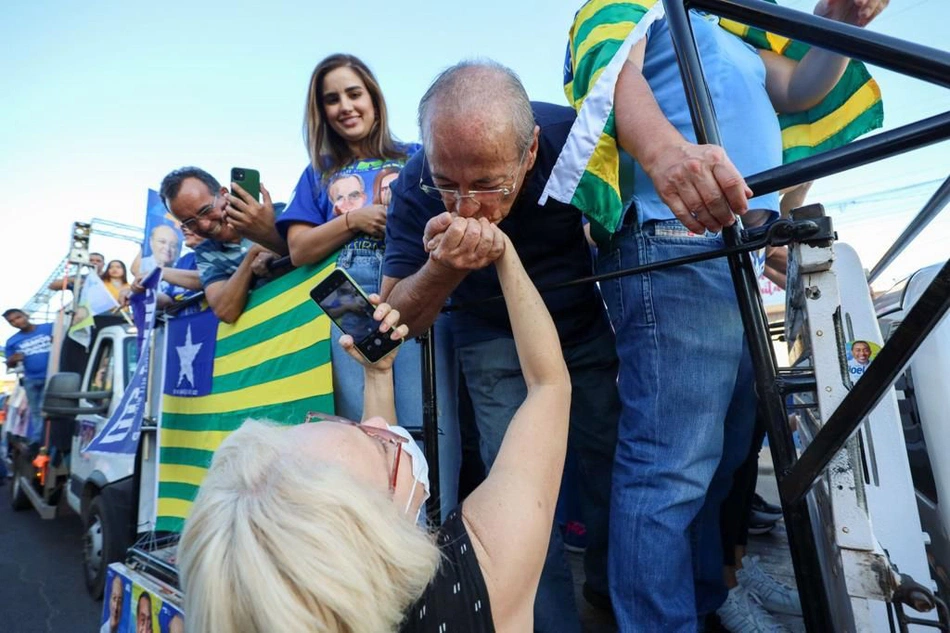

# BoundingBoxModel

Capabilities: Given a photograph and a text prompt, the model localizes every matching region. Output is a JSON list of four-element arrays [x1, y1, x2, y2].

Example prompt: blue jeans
[[458, 330, 620, 633], [597, 220, 757, 631], [24, 378, 47, 444], [331, 247, 461, 517]]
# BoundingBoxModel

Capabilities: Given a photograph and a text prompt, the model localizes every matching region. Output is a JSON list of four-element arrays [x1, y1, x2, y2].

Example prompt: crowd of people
[[4, 0, 889, 631]]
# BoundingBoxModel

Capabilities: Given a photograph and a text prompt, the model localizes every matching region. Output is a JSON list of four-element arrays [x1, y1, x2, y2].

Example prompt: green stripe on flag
[[160, 447, 216, 469], [161, 393, 334, 433], [213, 342, 332, 394], [215, 300, 318, 356], [159, 482, 200, 502]]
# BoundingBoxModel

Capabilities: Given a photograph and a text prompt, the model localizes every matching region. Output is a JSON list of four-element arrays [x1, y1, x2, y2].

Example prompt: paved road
[[0, 478, 100, 633]]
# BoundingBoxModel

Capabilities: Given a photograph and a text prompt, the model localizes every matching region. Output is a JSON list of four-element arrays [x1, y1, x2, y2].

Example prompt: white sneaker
[[717, 585, 792, 633], [737, 556, 803, 616]]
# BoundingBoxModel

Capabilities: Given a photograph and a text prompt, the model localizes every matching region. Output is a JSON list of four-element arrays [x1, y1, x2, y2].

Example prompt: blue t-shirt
[[383, 102, 610, 349], [631, 13, 782, 224], [5, 322, 54, 381], [276, 144, 422, 253]]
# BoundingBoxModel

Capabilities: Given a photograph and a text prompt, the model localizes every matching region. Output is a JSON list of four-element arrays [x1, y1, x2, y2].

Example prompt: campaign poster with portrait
[[846, 339, 881, 382], [99, 565, 131, 633], [140, 189, 184, 277], [157, 597, 185, 633], [132, 581, 161, 633], [325, 158, 406, 250]]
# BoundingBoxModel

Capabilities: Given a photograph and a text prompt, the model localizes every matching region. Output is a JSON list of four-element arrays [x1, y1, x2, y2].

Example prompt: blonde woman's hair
[[178, 420, 441, 633], [304, 53, 407, 178]]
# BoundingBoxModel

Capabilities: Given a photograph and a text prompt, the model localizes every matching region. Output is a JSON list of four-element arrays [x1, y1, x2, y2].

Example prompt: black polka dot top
[[399, 508, 494, 632]]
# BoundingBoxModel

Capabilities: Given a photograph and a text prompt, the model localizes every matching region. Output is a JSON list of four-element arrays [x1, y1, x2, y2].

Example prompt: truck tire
[[10, 475, 30, 511], [83, 495, 121, 599]]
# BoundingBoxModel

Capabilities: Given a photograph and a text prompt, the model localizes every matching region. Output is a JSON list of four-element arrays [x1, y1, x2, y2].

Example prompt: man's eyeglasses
[[304, 412, 407, 492], [419, 145, 529, 208], [179, 193, 218, 232]]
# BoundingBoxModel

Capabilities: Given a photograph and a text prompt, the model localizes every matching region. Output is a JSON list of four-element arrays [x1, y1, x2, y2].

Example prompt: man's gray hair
[[418, 60, 535, 156]]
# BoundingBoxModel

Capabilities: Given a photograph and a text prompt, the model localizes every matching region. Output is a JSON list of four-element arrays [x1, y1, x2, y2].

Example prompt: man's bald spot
[[419, 61, 534, 156]]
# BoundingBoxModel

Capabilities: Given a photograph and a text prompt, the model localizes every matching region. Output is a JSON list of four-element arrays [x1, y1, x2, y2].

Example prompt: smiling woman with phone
[[275, 53, 424, 425], [178, 229, 571, 632]]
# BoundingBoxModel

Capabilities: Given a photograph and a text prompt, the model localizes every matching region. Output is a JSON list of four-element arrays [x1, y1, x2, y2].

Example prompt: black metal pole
[[664, 2, 834, 629], [691, 0, 950, 90], [781, 258, 950, 505], [419, 327, 442, 525], [868, 175, 950, 284], [745, 111, 950, 198]]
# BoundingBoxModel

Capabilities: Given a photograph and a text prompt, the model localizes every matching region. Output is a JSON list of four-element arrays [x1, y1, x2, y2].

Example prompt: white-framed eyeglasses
[[419, 145, 529, 208], [180, 193, 218, 232]]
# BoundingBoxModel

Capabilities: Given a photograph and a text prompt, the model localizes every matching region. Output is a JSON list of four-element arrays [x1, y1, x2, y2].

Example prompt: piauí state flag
[[156, 258, 336, 532], [542, 0, 884, 240]]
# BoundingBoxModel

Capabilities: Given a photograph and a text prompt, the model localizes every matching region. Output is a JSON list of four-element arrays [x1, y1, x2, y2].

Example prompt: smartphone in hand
[[231, 167, 260, 202], [310, 269, 402, 363]]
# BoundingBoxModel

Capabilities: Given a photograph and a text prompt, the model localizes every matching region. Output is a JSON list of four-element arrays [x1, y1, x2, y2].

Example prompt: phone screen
[[321, 282, 380, 341], [310, 270, 402, 363]]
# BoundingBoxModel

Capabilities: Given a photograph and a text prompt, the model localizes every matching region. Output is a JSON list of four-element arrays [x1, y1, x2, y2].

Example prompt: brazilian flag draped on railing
[[542, 0, 884, 240], [156, 259, 336, 532]]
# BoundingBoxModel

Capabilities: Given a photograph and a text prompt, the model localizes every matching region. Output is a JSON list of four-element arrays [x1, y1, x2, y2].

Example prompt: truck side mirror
[[42, 372, 111, 417]]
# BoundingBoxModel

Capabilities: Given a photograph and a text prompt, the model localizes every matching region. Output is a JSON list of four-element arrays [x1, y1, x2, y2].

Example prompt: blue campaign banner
[[141, 189, 185, 276], [83, 270, 160, 455], [163, 308, 217, 398], [132, 267, 161, 351]]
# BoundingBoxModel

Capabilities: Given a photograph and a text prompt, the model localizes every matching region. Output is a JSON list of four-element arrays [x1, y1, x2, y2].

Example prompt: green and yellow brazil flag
[[544, 0, 884, 239]]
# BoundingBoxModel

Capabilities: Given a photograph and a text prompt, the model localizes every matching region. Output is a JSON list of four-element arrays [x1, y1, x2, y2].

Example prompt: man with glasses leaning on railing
[[381, 60, 622, 632], [159, 167, 286, 324]]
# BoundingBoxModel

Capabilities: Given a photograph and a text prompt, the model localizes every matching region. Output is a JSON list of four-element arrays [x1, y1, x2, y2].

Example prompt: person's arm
[[5, 342, 19, 368], [381, 213, 505, 337], [47, 277, 73, 292], [779, 181, 814, 219], [202, 245, 270, 324], [160, 268, 202, 291], [614, 38, 753, 234], [764, 246, 788, 289], [287, 205, 387, 266], [762, 0, 887, 113], [130, 250, 143, 277], [336, 297, 408, 423], [459, 232, 572, 631]]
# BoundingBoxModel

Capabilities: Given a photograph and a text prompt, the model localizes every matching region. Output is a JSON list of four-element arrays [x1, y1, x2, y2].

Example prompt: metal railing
[[661, 0, 950, 630]]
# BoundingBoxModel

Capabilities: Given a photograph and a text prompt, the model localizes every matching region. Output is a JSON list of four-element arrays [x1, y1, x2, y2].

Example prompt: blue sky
[[1, 0, 947, 343]]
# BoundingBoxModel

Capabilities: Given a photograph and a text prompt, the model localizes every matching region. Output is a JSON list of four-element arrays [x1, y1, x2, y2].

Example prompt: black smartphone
[[231, 167, 260, 202], [310, 269, 402, 363]]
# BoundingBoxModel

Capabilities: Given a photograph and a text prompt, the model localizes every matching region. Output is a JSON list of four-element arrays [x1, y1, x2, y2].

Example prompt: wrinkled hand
[[226, 183, 277, 242], [247, 244, 277, 278], [423, 212, 506, 271], [645, 142, 753, 234], [338, 295, 409, 371], [815, 0, 887, 27], [346, 204, 387, 238]]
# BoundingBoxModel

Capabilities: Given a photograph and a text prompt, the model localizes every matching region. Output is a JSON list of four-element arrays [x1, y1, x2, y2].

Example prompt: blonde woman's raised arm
[[461, 229, 572, 630]]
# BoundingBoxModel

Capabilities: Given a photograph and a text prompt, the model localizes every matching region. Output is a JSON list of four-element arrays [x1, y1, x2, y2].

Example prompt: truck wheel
[[10, 475, 30, 511], [83, 495, 120, 599]]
